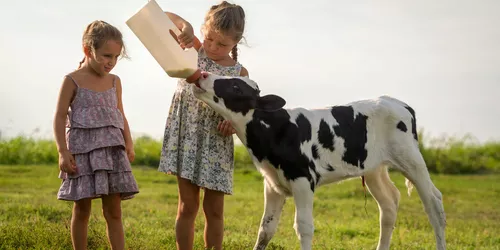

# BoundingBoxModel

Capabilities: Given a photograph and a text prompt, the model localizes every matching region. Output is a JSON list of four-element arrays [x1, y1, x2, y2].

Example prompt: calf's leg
[[290, 177, 315, 250], [253, 180, 286, 250], [364, 165, 401, 250], [392, 142, 446, 250]]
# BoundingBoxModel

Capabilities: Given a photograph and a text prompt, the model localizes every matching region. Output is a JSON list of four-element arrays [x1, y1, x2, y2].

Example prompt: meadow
[[0, 133, 499, 249], [1, 164, 499, 249]]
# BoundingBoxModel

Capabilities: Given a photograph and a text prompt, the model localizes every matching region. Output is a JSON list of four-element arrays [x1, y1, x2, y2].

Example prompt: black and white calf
[[192, 72, 446, 250]]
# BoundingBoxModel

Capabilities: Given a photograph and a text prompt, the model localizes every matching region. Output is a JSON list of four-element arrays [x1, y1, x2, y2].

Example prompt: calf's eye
[[233, 85, 242, 94]]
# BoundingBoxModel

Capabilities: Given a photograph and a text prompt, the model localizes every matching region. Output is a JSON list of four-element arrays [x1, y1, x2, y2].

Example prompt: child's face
[[87, 39, 122, 76], [203, 29, 238, 61]]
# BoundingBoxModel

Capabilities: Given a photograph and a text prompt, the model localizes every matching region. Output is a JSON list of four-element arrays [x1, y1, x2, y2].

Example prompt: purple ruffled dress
[[57, 75, 139, 201]]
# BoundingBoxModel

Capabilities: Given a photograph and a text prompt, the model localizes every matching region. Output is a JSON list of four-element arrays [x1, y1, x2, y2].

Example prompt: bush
[[234, 144, 253, 168], [0, 136, 58, 165], [419, 132, 500, 174], [133, 135, 162, 167], [1, 131, 499, 175]]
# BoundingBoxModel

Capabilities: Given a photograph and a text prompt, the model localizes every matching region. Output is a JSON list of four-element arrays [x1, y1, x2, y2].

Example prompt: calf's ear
[[256, 95, 286, 112]]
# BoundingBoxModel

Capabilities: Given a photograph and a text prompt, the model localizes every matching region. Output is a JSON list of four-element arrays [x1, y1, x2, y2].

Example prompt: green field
[[1, 164, 499, 249]]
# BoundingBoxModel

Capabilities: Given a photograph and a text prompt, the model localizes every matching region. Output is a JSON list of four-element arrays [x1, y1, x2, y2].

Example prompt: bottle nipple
[[185, 69, 202, 83]]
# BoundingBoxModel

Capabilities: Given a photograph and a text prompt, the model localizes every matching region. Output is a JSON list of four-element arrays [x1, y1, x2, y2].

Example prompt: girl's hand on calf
[[218, 120, 236, 137]]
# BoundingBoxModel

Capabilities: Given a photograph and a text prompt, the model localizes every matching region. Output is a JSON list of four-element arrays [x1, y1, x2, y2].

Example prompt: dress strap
[[65, 75, 80, 88], [235, 63, 243, 76], [113, 75, 117, 87], [198, 46, 207, 58]]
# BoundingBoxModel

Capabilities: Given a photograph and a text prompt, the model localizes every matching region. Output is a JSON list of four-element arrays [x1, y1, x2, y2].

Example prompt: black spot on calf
[[318, 119, 335, 151], [308, 160, 321, 191], [246, 110, 320, 191], [330, 106, 368, 169], [264, 215, 273, 225], [404, 106, 418, 141], [397, 121, 407, 132], [325, 164, 334, 171], [311, 144, 319, 159], [213, 78, 260, 116], [295, 113, 312, 143]]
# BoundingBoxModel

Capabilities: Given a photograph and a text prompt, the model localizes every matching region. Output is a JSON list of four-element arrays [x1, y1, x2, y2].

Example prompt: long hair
[[201, 1, 246, 61], [79, 20, 128, 68]]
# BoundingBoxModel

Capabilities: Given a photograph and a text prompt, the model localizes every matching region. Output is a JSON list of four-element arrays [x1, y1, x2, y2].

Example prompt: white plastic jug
[[126, 0, 200, 82]]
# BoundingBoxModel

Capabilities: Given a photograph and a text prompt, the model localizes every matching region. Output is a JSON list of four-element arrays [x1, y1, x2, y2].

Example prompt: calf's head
[[193, 72, 286, 129]]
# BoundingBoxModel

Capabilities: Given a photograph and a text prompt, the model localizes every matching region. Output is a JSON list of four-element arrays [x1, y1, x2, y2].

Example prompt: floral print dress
[[158, 47, 243, 195]]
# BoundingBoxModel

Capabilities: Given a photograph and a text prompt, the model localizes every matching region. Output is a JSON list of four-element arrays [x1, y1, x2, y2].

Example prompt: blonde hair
[[79, 20, 128, 68], [201, 1, 246, 61]]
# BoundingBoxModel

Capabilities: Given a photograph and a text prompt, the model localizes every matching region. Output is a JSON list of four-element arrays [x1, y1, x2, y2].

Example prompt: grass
[[0, 165, 499, 249]]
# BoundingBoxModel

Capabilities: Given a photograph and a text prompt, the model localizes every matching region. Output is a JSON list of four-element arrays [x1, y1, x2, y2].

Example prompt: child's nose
[[209, 43, 218, 52]]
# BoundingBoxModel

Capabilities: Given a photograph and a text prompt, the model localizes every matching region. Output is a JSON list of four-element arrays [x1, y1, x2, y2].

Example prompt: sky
[[0, 0, 499, 143]]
